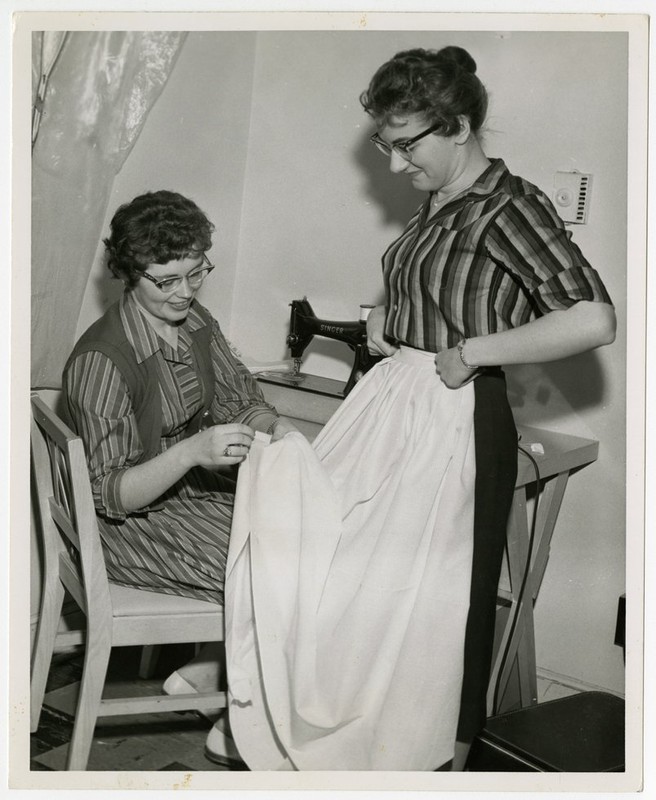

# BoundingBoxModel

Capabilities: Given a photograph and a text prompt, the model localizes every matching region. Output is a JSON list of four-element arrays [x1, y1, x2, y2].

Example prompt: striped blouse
[[383, 158, 612, 352], [62, 292, 279, 601]]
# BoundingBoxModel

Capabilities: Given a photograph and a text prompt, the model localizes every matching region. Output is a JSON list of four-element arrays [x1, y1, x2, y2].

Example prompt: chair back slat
[[31, 396, 76, 449], [59, 550, 89, 615], [49, 439, 74, 519], [31, 393, 113, 623], [49, 497, 81, 550]]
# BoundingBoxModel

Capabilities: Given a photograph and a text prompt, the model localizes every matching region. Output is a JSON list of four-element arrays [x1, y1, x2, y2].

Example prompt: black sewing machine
[[283, 297, 382, 396]]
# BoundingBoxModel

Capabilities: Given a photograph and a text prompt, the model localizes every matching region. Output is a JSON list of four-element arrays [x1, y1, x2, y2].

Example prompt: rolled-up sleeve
[[63, 351, 145, 521], [208, 319, 279, 433], [488, 193, 613, 316]]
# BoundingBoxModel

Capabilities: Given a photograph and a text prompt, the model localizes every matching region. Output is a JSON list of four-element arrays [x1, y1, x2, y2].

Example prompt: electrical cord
[[491, 439, 543, 715]]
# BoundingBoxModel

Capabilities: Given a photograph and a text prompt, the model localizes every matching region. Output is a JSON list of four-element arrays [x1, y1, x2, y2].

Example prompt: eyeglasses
[[141, 255, 215, 293], [370, 121, 445, 162]]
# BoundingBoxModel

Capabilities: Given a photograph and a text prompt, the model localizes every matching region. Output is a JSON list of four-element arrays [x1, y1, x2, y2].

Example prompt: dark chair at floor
[[468, 691, 625, 772], [30, 392, 226, 770]]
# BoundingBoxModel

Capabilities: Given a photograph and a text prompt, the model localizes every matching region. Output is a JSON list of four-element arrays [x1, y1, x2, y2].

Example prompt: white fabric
[[225, 347, 476, 770]]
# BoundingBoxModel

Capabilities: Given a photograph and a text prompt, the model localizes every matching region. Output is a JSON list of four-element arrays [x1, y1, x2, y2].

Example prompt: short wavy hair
[[360, 46, 488, 137], [104, 190, 215, 288]]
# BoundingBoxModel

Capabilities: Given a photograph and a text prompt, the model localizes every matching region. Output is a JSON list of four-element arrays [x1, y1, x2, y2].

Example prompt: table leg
[[529, 472, 569, 599], [495, 487, 537, 712], [490, 470, 571, 714]]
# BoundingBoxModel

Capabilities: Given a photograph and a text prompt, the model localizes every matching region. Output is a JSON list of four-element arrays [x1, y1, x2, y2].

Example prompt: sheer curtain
[[31, 31, 187, 388]]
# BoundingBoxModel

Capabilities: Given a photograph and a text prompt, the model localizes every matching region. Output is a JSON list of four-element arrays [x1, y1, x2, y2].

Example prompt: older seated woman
[[61, 189, 296, 761]]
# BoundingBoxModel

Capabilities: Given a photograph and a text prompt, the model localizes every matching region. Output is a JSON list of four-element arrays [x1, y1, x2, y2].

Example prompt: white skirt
[[225, 347, 476, 770]]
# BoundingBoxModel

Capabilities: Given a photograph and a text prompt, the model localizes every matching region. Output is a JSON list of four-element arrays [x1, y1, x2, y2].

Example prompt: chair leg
[[30, 578, 65, 732], [138, 645, 161, 679], [66, 629, 112, 770]]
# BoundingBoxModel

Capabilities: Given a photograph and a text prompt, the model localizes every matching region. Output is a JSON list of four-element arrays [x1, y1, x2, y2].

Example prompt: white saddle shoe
[[162, 670, 222, 720], [204, 713, 242, 764]]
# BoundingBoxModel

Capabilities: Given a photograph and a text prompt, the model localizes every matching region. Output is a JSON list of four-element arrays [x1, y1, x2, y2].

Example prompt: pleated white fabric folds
[[225, 347, 476, 770]]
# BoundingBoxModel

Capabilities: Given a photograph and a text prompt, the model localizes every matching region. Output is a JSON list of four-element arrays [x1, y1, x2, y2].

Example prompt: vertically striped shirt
[[62, 292, 279, 601], [383, 158, 612, 352]]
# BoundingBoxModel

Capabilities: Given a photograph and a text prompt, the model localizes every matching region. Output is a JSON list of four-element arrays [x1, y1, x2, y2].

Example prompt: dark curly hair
[[104, 190, 215, 288], [360, 46, 488, 136]]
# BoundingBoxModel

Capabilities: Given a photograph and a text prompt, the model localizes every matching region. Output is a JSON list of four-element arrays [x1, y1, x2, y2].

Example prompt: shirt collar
[[466, 157, 509, 198], [120, 292, 208, 365], [420, 158, 509, 230]]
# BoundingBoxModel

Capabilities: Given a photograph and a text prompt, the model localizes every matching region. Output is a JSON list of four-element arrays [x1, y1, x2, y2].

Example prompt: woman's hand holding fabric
[[434, 348, 478, 389], [366, 305, 399, 357], [190, 423, 255, 467], [116, 423, 254, 512]]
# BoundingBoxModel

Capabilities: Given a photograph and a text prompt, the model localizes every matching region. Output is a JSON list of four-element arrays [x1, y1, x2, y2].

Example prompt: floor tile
[[32, 715, 243, 771], [31, 645, 246, 772]]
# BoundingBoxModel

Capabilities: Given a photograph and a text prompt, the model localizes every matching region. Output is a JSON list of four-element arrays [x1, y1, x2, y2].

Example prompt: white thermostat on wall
[[553, 171, 593, 224]]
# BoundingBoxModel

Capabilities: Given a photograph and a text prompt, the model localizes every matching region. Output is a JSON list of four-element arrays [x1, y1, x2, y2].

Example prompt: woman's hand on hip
[[188, 423, 255, 468], [366, 305, 399, 357], [435, 347, 478, 389]]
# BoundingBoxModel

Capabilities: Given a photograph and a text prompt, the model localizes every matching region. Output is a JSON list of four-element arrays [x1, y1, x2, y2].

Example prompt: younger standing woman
[[360, 45, 616, 768], [224, 47, 614, 772]]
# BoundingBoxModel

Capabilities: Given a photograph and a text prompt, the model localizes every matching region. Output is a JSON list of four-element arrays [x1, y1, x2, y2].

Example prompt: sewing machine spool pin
[[286, 297, 382, 396]]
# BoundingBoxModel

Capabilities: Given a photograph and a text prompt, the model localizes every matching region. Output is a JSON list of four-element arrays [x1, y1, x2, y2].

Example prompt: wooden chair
[[30, 392, 226, 770]]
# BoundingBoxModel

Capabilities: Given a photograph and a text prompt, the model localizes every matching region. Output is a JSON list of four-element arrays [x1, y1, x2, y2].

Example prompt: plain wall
[[72, 30, 628, 694]]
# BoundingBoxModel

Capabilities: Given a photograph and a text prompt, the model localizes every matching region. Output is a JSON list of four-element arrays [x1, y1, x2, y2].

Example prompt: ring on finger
[[223, 443, 244, 457]]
